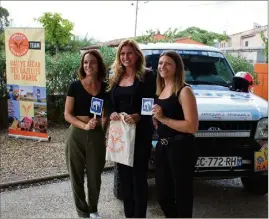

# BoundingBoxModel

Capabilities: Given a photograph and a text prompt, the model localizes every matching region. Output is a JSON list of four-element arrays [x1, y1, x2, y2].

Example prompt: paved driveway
[[1, 170, 268, 218]]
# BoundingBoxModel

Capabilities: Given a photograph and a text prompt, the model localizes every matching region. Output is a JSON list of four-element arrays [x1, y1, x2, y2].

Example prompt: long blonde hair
[[156, 51, 185, 96], [107, 39, 145, 91]]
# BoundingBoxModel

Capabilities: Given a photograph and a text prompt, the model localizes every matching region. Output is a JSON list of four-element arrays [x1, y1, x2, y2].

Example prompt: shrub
[[45, 52, 80, 122], [98, 46, 116, 69], [225, 54, 258, 84]]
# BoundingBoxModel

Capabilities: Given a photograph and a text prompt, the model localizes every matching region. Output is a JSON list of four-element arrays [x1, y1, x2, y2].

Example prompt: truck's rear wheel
[[241, 175, 268, 195]]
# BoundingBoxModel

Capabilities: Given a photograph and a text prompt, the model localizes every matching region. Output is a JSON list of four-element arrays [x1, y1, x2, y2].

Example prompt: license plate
[[196, 157, 242, 167]]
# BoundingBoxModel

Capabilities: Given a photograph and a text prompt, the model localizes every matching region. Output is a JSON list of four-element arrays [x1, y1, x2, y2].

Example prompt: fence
[[253, 63, 268, 100]]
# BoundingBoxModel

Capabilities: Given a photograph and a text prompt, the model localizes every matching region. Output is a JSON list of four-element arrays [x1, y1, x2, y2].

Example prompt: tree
[[134, 26, 229, 46], [67, 34, 99, 53], [35, 12, 74, 54], [163, 26, 229, 46], [0, 7, 11, 51], [45, 34, 99, 55], [260, 31, 268, 63], [0, 7, 10, 32], [0, 7, 11, 97]]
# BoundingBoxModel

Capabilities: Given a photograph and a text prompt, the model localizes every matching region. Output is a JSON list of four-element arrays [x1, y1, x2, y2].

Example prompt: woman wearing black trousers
[[152, 51, 199, 218], [107, 39, 156, 218]]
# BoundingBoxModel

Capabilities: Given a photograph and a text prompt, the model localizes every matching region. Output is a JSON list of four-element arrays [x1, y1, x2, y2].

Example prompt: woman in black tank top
[[152, 51, 199, 218]]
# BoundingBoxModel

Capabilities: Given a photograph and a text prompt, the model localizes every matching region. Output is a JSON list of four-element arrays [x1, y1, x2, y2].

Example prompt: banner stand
[[5, 27, 49, 141], [8, 134, 51, 142]]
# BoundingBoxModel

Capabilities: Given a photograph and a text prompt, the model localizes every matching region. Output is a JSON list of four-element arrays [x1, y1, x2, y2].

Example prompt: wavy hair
[[78, 50, 107, 82], [156, 51, 185, 96], [108, 39, 145, 91]]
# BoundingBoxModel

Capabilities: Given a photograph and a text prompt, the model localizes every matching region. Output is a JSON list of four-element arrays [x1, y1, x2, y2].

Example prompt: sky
[[1, 1, 268, 42]]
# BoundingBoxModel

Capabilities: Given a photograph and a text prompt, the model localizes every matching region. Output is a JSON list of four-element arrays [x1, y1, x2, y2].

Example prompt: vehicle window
[[143, 49, 234, 86]]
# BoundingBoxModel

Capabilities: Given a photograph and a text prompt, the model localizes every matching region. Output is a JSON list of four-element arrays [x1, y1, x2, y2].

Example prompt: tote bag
[[106, 112, 136, 167]]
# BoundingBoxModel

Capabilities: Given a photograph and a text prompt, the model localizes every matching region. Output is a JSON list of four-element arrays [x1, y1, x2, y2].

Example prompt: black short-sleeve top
[[67, 80, 108, 118]]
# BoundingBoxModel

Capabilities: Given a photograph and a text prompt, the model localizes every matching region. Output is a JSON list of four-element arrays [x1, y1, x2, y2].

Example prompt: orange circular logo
[[9, 33, 29, 57]]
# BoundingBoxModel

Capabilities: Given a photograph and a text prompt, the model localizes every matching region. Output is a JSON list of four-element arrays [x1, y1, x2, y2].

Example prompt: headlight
[[255, 118, 268, 139]]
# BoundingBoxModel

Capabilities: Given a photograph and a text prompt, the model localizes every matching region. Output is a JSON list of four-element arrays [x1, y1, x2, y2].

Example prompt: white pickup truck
[[113, 43, 268, 199]]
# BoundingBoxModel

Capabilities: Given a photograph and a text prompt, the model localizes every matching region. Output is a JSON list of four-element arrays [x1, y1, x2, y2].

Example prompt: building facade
[[218, 24, 268, 64]]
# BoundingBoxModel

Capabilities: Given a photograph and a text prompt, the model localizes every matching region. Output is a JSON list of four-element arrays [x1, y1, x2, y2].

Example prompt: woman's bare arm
[[158, 86, 199, 134]]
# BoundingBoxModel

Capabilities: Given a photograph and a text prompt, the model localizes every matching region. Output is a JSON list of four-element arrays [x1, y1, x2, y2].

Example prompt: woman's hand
[[124, 114, 140, 124], [152, 104, 164, 121], [84, 118, 98, 130], [110, 112, 120, 121]]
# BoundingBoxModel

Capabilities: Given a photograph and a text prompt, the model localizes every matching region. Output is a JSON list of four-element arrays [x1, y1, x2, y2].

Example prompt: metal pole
[[134, 0, 138, 37]]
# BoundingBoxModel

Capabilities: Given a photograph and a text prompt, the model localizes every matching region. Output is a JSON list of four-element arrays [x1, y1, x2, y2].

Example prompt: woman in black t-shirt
[[107, 39, 156, 218], [152, 51, 199, 218], [64, 50, 108, 218]]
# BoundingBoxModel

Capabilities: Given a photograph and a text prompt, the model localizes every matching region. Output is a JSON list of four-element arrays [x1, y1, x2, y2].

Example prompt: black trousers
[[155, 134, 198, 218], [117, 136, 152, 218]]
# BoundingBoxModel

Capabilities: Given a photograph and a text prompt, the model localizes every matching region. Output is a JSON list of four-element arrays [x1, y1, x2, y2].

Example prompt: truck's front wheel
[[241, 175, 268, 195]]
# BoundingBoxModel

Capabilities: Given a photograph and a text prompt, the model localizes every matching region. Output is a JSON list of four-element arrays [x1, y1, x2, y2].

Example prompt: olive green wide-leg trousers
[[65, 125, 106, 218]]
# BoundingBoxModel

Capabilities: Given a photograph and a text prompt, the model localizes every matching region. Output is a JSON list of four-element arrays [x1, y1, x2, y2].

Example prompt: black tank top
[[114, 84, 135, 115], [155, 85, 189, 138]]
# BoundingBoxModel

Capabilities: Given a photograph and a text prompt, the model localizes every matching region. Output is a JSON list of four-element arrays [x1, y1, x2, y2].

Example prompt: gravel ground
[[0, 124, 114, 184]]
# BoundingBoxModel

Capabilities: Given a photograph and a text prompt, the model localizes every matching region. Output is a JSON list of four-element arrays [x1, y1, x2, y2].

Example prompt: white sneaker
[[89, 212, 101, 218]]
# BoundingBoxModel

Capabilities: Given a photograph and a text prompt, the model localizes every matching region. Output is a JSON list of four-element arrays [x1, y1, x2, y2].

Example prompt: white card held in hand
[[141, 98, 154, 115], [90, 97, 104, 117]]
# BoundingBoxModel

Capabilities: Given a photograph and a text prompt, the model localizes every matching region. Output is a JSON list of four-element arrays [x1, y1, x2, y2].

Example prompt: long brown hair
[[78, 50, 107, 82], [108, 39, 145, 91], [156, 51, 185, 96]]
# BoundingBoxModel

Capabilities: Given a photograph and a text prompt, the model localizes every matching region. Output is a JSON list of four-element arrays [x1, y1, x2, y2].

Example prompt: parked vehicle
[[113, 43, 268, 199]]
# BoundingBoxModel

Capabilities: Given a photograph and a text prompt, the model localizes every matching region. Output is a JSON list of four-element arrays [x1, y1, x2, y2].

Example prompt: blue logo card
[[141, 98, 154, 115], [90, 97, 104, 116]]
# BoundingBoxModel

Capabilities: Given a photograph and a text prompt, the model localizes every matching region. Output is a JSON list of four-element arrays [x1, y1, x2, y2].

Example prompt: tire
[[113, 163, 123, 200], [241, 175, 268, 195]]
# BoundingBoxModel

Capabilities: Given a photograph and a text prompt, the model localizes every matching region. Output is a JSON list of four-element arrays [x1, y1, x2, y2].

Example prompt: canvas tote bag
[[106, 112, 136, 167]]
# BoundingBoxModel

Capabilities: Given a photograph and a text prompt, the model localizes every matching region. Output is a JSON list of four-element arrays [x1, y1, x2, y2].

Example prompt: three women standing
[[64, 40, 198, 218]]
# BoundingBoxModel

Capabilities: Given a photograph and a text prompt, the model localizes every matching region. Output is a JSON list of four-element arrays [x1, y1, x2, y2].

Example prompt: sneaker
[[89, 212, 101, 218]]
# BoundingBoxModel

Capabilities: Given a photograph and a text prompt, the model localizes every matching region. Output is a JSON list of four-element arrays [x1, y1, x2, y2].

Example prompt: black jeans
[[117, 137, 152, 218], [155, 134, 198, 218]]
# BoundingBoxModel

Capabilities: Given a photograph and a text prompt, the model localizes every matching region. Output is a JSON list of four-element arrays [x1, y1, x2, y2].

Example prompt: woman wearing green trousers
[[64, 50, 108, 218]]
